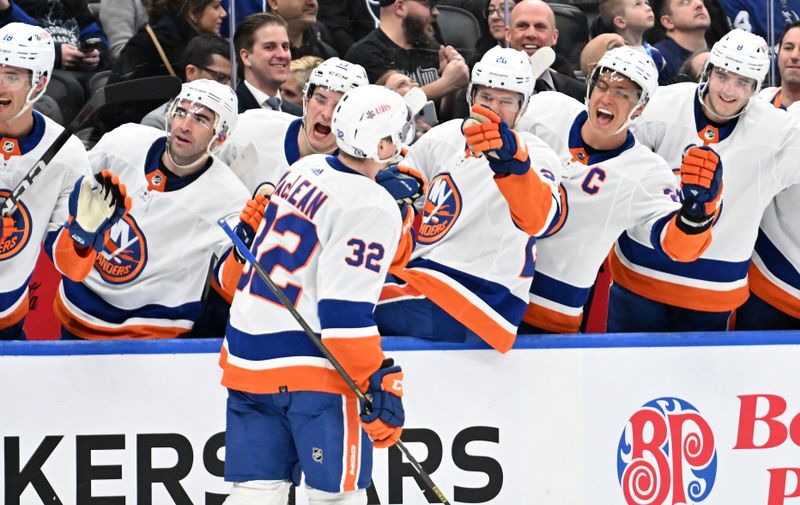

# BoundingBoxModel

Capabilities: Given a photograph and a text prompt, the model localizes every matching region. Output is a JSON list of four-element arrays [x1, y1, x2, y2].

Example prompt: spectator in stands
[[100, 0, 147, 61], [142, 34, 231, 129], [652, 0, 710, 83], [578, 32, 625, 76], [759, 21, 800, 109], [376, 68, 434, 138], [344, 0, 469, 120], [671, 47, 708, 82], [0, 0, 38, 26], [505, 0, 585, 101], [598, 0, 667, 81], [234, 13, 302, 115], [717, 0, 798, 45], [317, 0, 376, 56], [472, 0, 520, 65], [281, 55, 323, 107], [268, 0, 338, 59]]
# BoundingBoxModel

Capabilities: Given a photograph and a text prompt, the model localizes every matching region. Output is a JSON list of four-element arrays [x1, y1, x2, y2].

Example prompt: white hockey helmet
[[332, 84, 414, 163], [587, 46, 659, 104], [303, 57, 368, 98], [0, 23, 55, 108], [168, 79, 238, 139], [704, 28, 769, 87], [467, 46, 535, 111]]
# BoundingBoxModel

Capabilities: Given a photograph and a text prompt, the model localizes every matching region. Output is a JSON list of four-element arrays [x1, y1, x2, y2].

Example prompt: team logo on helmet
[[617, 397, 717, 505], [0, 189, 31, 260], [94, 214, 148, 284], [418, 174, 462, 244]]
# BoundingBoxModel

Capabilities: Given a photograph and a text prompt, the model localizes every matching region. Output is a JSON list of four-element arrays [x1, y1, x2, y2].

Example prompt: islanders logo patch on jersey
[[0, 189, 31, 260], [94, 214, 148, 284], [418, 174, 462, 244]]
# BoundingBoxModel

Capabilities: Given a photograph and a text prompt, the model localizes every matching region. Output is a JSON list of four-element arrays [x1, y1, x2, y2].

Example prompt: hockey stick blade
[[530, 46, 556, 80], [1, 75, 182, 216], [217, 219, 453, 505]]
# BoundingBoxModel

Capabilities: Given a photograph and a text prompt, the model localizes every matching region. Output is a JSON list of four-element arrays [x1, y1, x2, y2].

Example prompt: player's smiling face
[[0, 65, 33, 121], [168, 100, 218, 164], [588, 70, 641, 132], [303, 86, 343, 152], [703, 66, 755, 119]]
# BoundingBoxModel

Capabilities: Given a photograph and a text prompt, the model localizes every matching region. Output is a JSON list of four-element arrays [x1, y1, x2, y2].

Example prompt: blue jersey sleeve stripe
[[62, 279, 202, 324], [619, 231, 750, 282], [755, 229, 800, 289], [0, 275, 31, 311], [530, 272, 592, 308], [225, 324, 325, 361], [318, 299, 376, 330]]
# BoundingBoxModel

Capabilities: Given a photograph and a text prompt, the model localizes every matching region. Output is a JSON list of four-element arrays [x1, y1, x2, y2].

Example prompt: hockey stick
[[217, 219, 453, 505], [530, 46, 556, 80], [1, 75, 182, 216]]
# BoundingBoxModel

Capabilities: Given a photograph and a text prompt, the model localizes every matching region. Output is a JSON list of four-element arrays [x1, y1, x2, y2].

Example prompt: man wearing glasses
[[142, 34, 232, 130], [607, 29, 800, 332], [344, 0, 469, 121]]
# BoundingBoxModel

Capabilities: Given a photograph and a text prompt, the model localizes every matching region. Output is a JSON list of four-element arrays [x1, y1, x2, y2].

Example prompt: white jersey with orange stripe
[[215, 109, 300, 193], [748, 94, 800, 317], [0, 112, 86, 332], [518, 92, 681, 333], [618, 82, 800, 312], [221, 154, 401, 396], [50, 124, 249, 339], [390, 118, 562, 352], [757, 87, 785, 109]]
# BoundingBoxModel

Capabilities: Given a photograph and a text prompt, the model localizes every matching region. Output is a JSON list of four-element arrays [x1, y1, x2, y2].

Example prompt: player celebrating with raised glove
[[375, 46, 563, 353]]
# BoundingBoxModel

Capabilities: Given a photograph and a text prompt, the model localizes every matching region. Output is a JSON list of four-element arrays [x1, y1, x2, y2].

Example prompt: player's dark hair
[[234, 12, 289, 55]]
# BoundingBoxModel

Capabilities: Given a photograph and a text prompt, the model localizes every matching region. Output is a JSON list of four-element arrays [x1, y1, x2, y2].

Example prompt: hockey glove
[[360, 358, 404, 449], [376, 165, 426, 209], [1, 214, 14, 241], [67, 170, 131, 252], [678, 146, 723, 234], [233, 183, 273, 263], [462, 104, 530, 176]]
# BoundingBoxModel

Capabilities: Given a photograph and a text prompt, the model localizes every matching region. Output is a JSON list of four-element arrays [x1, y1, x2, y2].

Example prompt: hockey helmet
[[168, 79, 238, 139], [332, 84, 414, 163], [0, 23, 55, 106], [468, 46, 535, 111], [705, 28, 769, 88]]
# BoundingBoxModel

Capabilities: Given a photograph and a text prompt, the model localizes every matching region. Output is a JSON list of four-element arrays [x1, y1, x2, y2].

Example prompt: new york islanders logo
[[617, 397, 717, 505], [418, 174, 462, 244], [0, 189, 31, 260], [94, 214, 148, 283]]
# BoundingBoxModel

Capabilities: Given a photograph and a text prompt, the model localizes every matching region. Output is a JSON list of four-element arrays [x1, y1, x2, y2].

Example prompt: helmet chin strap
[[165, 135, 213, 172], [300, 121, 332, 155], [9, 85, 41, 121]]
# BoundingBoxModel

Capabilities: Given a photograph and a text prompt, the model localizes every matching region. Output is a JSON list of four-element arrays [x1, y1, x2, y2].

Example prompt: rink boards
[[2, 332, 800, 505]]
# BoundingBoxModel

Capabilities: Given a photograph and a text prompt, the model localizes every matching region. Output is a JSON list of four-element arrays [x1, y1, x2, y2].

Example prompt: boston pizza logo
[[94, 214, 147, 283], [0, 189, 31, 260], [617, 397, 717, 505], [418, 174, 462, 244]]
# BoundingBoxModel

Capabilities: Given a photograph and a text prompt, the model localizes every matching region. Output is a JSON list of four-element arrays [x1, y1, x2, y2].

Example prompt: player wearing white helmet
[[218, 85, 416, 505], [517, 46, 719, 333], [606, 29, 800, 332], [0, 23, 102, 340], [374, 46, 562, 352], [217, 57, 369, 193], [49, 79, 249, 339]]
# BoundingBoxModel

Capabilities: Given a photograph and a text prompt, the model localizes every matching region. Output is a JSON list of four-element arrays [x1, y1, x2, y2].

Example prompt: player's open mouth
[[596, 108, 615, 126], [0, 98, 11, 107], [174, 134, 192, 145], [313, 123, 331, 137]]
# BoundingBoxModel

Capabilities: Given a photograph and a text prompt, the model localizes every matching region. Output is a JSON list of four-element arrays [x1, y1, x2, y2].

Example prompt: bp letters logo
[[617, 397, 717, 505]]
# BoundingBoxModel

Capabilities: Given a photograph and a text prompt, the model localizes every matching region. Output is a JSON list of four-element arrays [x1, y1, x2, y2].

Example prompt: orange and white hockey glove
[[360, 359, 404, 449], [462, 104, 530, 175], [678, 146, 722, 234], [233, 183, 273, 263]]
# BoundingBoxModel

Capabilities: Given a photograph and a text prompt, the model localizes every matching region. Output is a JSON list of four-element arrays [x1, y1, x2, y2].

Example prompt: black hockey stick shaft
[[1, 75, 182, 216], [218, 219, 452, 505]]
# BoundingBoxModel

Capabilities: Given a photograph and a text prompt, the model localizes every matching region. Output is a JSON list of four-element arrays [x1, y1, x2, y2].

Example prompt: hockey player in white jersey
[[517, 46, 720, 334], [217, 57, 368, 192], [218, 85, 415, 505], [608, 28, 800, 332], [0, 23, 94, 340], [48, 79, 249, 339], [737, 42, 800, 329], [375, 46, 562, 353]]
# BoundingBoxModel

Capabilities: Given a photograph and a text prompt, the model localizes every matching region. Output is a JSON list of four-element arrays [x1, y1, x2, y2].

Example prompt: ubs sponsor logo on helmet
[[418, 174, 462, 244], [617, 397, 717, 505], [94, 214, 147, 284], [0, 190, 31, 260]]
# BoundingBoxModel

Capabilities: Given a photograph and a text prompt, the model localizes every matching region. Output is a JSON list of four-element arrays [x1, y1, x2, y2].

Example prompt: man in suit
[[506, 0, 586, 102], [233, 12, 303, 116]]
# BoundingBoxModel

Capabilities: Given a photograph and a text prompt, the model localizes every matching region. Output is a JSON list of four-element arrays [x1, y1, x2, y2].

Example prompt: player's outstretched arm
[[51, 170, 131, 281], [360, 358, 405, 448], [661, 146, 722, 261], [375, 165, 426, 273], [463, 104, 560, 236]]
